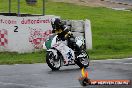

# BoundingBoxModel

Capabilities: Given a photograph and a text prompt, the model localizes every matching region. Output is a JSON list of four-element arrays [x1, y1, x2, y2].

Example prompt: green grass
[[0, 51, 46, 64], [0, 0, 132, 64]]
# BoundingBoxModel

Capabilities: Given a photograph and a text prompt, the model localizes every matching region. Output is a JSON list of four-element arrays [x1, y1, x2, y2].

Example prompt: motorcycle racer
[[51, 18, 81, 64]]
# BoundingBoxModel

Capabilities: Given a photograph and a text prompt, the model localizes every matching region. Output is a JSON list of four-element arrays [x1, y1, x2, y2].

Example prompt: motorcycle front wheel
[[75, 51, 89, 68], [46, 51, 61, 71]]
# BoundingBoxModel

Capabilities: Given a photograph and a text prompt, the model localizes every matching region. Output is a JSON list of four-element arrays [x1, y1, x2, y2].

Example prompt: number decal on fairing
[[67, 50, 73, 59], [76, 36, 85, 44]]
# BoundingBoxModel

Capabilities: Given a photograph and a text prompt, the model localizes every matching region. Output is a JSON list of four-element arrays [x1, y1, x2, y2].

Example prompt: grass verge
[[0, 51, 46, 64]]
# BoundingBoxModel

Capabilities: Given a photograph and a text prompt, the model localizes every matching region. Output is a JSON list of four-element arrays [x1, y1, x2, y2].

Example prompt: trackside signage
[[0, 15, 53, 53]]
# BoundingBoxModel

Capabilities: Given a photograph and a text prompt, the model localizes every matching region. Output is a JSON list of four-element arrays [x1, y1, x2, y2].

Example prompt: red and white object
[[0, 29, 8, 47]]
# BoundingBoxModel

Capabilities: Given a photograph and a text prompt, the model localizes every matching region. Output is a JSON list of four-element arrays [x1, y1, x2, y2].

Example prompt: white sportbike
[[43, 31, 90, 70]]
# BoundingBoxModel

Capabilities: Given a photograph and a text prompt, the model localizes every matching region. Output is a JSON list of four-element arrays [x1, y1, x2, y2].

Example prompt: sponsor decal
[[29, 27, 52, 49]]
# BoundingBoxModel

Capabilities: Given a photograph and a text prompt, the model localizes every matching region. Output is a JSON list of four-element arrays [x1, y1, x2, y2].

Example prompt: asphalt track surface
[[0, 58, 132, 88]]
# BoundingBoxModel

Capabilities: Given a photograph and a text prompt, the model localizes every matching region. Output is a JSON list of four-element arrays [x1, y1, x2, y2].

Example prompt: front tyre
[[75, 51, 89, 68], [46, 51, 60, 71]]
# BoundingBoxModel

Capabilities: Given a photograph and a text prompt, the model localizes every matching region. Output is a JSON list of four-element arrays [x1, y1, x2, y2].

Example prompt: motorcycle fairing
[[53, 42, 75, 63]]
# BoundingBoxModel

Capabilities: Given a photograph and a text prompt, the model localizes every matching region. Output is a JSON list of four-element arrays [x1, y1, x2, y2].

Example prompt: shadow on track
[[47, 67, 81, 74], [47, 66, 91, 75]]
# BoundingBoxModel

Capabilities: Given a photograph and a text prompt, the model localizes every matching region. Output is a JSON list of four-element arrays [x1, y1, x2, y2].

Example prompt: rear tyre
[[46, 51, 60, 71]]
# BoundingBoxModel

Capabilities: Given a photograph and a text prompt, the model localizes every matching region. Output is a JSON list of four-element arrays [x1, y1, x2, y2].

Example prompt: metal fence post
[[43, 0, 45, 15], [9, 0, 11, 13], [18, 0, 20, 16]]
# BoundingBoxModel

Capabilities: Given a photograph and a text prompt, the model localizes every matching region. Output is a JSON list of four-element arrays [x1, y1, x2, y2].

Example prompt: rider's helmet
[[51, 18, 62, 30]]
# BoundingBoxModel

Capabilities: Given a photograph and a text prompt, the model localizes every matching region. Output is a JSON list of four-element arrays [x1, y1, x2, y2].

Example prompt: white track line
[[92, 58, 132, 62]]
